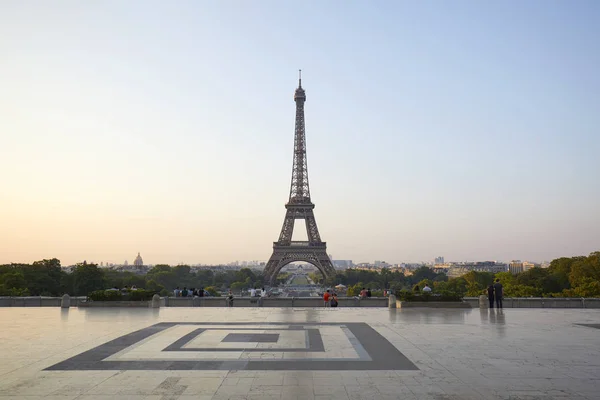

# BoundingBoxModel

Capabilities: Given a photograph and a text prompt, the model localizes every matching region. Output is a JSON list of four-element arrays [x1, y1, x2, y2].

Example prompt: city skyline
[[1, 2, 599, 266]]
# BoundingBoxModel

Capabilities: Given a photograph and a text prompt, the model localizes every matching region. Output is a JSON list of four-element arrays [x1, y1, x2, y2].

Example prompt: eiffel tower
[[263, 72, 336, 285]]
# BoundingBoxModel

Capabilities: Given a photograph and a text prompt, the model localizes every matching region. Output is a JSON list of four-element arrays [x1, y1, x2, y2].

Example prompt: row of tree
[[404, 252, 599, 298], [0, 260, 269, 297], [0, 251, 598, 297], [314, 252, 600, 297]]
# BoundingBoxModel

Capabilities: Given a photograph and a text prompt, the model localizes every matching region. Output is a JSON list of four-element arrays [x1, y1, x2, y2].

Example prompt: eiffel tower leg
[[264, 250, 285, 285], [263, 247, 335, 286]]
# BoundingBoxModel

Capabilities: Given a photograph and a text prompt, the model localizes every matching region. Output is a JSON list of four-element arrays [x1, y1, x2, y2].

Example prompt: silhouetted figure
[[493, 279, 503, 309], [331, 293, 338, 308], [366, 288, 372, 297], [487, 284, 495, 308], [226, 290, 234, 307]]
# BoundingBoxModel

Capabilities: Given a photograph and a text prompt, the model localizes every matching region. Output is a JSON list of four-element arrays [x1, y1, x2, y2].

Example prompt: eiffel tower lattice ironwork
[[263, 72, 335, 285]]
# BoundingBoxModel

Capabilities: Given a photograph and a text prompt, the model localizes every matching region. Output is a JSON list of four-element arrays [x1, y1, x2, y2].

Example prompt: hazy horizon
[[1, 1, 599, 266]]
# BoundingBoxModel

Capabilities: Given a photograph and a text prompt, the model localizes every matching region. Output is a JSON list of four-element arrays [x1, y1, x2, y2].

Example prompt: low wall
[[0, 296, 87, 307], [1, 296, 599, 308], [78, 300, 151, 308], [463, 297, 600, 308], [163, 296, 388, 308], [398, 301, 472, 309]]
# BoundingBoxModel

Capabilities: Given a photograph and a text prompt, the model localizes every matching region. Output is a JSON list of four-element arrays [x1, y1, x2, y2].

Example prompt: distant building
[[509, 260, 524, 275], [134, 252, 144, 267], [333, 260, 353, 269], [447, 261, 508, 278], [434, 256, 445, 264], [522, 261, 537, 272]]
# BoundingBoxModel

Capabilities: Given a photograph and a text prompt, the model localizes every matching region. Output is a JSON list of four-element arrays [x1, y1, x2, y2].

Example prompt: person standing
[[493, 279, 503, 309], [487, 284, 495, 308], [331, 293, 339, 308], [323, 290, 331, 307]]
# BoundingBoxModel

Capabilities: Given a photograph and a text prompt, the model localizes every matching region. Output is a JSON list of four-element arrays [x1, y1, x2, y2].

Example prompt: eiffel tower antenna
[[263, 74, 335, 285]]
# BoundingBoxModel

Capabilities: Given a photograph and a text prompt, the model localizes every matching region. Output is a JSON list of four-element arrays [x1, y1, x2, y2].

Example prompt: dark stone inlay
[[164, 327, 322, 352], [45, 322, 418, 371], [222, 333, 279, 343], [577, 323, 600, 329]]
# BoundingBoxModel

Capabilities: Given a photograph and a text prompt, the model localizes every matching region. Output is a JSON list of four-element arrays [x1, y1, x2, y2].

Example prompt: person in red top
[[323, 290, 331, 307], [359, 288, 367, 299]]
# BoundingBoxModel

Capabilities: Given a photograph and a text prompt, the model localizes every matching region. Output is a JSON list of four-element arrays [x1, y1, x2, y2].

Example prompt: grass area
[[289, 275, 310, 285]]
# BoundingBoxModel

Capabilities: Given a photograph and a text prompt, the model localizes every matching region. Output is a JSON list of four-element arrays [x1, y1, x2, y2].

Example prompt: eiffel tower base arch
[[263, 245, 336, 286]]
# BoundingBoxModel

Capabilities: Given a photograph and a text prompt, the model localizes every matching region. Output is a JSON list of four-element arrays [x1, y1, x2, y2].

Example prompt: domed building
[[133, 252, 144, 267]]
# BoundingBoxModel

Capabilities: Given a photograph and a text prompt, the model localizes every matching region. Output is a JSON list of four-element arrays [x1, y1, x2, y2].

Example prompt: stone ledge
[[78, 301, 152, 307], [397, 301, 472, 308]]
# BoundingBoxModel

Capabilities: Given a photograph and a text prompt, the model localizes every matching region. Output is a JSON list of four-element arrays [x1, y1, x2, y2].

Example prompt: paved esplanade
[[0, 308, 599, 399]]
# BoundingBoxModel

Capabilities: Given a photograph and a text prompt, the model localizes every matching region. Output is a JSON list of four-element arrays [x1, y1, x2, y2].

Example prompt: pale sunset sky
[[1, 1, 599, 266]]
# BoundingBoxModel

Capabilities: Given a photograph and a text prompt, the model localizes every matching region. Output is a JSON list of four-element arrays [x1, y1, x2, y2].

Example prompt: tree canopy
[[1, 252, 599, 297]]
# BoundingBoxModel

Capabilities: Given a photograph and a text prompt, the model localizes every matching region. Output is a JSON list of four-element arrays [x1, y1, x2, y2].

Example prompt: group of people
[[173, 287, 207, 297], [487, 279, 504, 309], [250, 288, 268, 298], [358, 288, 373, 299], [322, 290, 339, 307], [224, 287, 268, 307]]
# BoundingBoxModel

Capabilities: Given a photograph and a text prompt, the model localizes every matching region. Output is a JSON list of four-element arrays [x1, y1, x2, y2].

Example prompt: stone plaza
[[0, 307, 599, 400]]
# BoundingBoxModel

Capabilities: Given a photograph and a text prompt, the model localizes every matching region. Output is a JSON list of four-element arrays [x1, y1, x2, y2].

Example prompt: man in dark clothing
[[493, 279, 503, 309], [367, 288, 372, 298], [487, 284, 495, 308]]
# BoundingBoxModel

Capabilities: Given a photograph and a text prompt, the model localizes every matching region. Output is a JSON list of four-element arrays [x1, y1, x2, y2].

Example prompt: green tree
[[0, 271, 27, 290], [445, 277, 468, 295], [145, 279, 166, 293], [71, 263, 105, 295], [204, 286, 220, 296], [463, 271, 495, 296], [366, 281, 381, 289], [230, 282, 245, 294], [23, 258, 65, 295], [569, 252, 600, 288], [236, 268, 256, 283], [347, 283, 364, 296], [548, 257, 582, 289], [416, 279, 433, 291], [411, 267, 438, 283]]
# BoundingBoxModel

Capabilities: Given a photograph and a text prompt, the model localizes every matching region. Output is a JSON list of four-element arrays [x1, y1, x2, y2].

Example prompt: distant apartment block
[[332, 260, 353, 269], [434, 256, 445, 264], [509, 260, 538, 274], [446, 261, 508, 278]]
